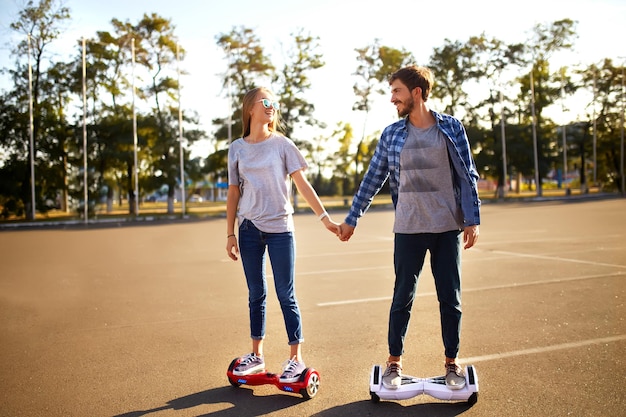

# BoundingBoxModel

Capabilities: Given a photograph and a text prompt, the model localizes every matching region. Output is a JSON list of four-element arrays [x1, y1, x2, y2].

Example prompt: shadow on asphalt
[[112, 385, 475, 417], [310, 399, 474, 417], [112, 385, 310, 417]]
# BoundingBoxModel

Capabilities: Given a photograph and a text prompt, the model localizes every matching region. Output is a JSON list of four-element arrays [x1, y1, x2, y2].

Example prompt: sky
[[1, 0, 625, 157]]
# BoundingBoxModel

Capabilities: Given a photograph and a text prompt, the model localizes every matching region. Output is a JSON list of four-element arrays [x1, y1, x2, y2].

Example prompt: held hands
[[228, 214, 357, 260], [319, 212, 355, 241]]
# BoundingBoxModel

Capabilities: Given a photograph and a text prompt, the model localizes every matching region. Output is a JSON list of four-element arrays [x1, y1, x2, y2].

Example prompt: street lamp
[[177, 43, 186, 217], [619, 57, 626, 197], [82, 38, 88, 223], [592, 67, 597, 186], [560, 70, 569, 195], [530, 69, 541, 196], [499, 89, 508, 197], [27, 33, 36, 220], [131, 38, 139, 216]]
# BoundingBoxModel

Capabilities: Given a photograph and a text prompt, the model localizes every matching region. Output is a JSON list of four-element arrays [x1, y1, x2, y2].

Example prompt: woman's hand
[[226, 235, 239, 261]]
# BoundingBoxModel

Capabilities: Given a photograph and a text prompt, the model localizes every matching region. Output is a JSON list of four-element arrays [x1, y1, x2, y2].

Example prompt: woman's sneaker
[[233, 353, 265, 376], [445, 362, 466, 390], [382, 361, 402, 390], [279, 357, 306, 383]]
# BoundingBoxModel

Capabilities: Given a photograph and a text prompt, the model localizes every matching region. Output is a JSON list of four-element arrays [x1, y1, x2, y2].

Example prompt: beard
[[396, 96, 415, 117]]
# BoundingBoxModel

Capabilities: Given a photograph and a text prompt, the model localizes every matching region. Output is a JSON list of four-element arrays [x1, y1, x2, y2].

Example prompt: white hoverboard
[[369, 364, 479, 405]]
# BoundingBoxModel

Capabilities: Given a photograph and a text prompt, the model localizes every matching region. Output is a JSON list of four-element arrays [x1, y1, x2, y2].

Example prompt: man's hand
[[339, 223, 355, 242], [463, 225, 479, 249]]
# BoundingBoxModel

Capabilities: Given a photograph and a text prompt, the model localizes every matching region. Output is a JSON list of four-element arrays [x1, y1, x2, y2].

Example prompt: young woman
[[226, 87, 339, 382]]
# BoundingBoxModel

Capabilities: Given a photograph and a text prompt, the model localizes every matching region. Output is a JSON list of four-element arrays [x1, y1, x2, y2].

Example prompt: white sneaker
[[233, 353, 265, 376], [382, 361, 402, 389], [279, 357, 306, 383], [445, 362, 466, 390]]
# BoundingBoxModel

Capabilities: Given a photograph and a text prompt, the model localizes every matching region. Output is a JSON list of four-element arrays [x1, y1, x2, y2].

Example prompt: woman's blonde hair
[[241, 87, 283, 137]]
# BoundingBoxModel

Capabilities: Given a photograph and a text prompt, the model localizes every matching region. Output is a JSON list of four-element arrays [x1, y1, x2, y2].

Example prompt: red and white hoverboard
[[227, 357, 321, 400]]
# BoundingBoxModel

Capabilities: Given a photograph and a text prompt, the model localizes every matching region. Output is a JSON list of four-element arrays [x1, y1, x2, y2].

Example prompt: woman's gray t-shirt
[[228, 134, 307, 233]]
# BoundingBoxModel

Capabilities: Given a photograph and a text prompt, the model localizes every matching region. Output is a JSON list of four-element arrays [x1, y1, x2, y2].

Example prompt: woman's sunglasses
[[257, 99, 280, 110]]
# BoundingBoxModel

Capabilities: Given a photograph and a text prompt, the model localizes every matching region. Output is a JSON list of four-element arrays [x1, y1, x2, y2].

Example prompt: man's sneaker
[[279, 357, 306, 383], [445, 362, 466, 390], [382, 361, 402, 390], [233, 353, 265, 376]]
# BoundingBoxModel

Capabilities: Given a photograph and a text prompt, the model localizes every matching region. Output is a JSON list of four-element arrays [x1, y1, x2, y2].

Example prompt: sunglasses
[[257, 99, 280, 110]]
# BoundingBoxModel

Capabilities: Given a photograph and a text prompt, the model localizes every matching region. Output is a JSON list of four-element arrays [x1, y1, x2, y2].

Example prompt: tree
[[209, 26, 275, 190], [331, 122, 355, 195], [520, 18, 578, 195], [352, 41, 412, 190], [274, 28, 326, 142], [462, 33, 525, 196], [215, 26, 275, 143], [578, 59, 625, 191], [135, 13, 191, 213], [0, 90, 30, 217], [79, 28, 131, 211], [8, 0, 71, 219], [74, 14, 205, 215], [428, 38, 475, 118], [213, 26, 328, 194]]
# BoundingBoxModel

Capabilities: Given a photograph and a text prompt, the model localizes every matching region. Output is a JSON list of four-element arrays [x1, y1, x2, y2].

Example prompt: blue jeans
[[389, 230, 462, 359], [238, 219, 303, 345]]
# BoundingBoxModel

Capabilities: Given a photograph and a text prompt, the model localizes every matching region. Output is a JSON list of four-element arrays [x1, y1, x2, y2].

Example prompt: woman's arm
[[225, 184, 241, 260], [291, 169, 339, 235]]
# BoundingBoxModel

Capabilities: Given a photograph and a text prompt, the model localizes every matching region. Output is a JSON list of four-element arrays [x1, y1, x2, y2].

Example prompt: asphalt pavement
[[0, 197, 624, 417]]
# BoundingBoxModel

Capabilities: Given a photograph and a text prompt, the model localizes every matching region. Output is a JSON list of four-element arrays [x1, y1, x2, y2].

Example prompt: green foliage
[[0, 4, 623, 220], [274, 28, 326, 141]]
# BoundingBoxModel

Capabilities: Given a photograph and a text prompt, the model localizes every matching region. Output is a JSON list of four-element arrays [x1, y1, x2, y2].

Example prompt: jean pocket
[[240, 218, 255, 231]]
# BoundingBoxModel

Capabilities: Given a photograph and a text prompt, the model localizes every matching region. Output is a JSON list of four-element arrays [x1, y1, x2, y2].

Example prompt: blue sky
[[1, 0, 624, 156]]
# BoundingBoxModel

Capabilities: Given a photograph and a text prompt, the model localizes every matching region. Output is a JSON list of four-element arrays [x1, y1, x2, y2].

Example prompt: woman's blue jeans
[[389, 230, 462, 359], [238, 219, 303, 345]]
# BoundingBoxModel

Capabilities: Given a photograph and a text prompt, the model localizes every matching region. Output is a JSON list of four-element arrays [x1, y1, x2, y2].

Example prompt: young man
[[339, 65, 480, 390]]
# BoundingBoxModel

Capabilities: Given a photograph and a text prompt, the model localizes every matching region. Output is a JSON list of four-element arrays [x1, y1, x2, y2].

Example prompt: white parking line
[[463, 335, 626, 364], [484, 249, 626, 269], [316, 271, 625, 307]]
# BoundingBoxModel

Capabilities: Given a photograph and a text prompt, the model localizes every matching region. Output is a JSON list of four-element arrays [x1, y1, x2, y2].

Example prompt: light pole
[[560, 70, 569, 195], [530, 69, 541, 196], [177, 43, 186, 217], [592, 67, 597, 186], [499, 89, 508, 197], [82, 38, 88, 223], [131, 38, 139, 216], [226, 46, 232, 145], [619, 63, 626, 197], [27, 33, 36, 220]]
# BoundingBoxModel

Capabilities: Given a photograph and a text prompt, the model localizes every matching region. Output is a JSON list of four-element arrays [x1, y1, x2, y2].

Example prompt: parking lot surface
[[0, 197, 624, 416]]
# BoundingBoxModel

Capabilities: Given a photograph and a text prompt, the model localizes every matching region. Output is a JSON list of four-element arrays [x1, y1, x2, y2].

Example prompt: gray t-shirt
[[228, 134, 307, 233], [394, 122, 462, 233]]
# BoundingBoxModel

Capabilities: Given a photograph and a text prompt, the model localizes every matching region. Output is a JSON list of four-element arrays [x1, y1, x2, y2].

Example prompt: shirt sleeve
[[283, 137, 308, 175], [345, 132, 391, 227], [227, 140, 240, 187]]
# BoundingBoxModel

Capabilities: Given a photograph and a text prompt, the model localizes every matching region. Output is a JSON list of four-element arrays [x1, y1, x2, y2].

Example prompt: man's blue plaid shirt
[[345, 110, 481, 228]]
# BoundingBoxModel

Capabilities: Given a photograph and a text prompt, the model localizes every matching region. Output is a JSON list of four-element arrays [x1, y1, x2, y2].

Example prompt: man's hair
[[389, 65, 434, 102]]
